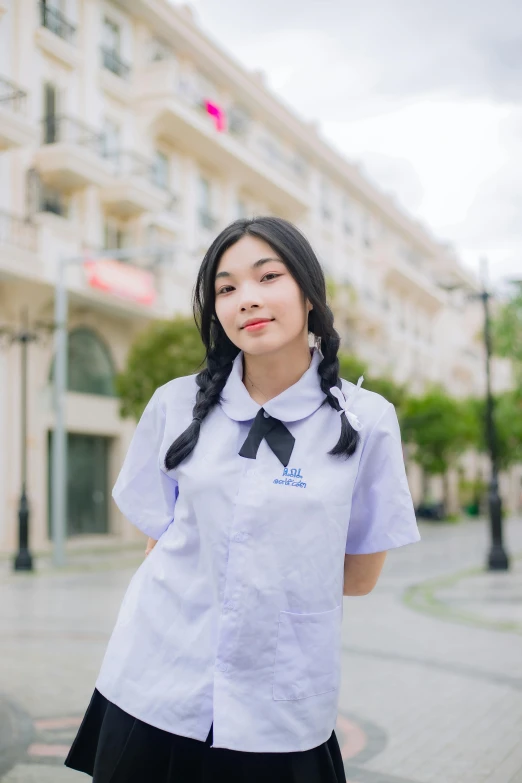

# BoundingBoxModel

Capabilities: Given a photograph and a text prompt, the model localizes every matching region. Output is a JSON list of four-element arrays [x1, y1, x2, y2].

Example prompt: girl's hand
[[145, 537, 158, 557]]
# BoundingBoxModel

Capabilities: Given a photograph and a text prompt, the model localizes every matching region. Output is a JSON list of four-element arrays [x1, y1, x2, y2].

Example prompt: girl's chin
[[239, 336, 303, 356]]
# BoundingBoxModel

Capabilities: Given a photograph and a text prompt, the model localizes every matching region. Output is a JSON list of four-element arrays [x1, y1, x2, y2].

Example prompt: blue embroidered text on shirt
[[273, 467, 306, 488]]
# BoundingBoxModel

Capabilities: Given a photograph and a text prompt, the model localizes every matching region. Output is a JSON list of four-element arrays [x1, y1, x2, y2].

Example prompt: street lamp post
[[479, 259, 509, 571], [440, 260, 510, 571], [0, 310, 52, 571], [14, 312, 36, 571]]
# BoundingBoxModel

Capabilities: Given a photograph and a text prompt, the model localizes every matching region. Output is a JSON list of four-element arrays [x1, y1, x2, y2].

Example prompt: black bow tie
[[239, 408, 295, 467]]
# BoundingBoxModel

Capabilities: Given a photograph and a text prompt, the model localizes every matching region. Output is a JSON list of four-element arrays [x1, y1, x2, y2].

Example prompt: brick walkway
[[1, 517, 521, 783]]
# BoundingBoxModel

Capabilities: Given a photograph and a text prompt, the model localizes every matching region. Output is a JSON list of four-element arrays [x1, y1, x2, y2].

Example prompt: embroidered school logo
[[273, 466, 307, 488]]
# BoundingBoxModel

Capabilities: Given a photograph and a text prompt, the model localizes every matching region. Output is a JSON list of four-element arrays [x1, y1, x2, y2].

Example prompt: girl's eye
[[261, 273, 281, 282], [216, 286, 234, 295]]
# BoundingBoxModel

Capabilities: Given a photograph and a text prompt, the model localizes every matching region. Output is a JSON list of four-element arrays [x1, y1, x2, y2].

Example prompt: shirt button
[[233, 532, 248, 542], [224, 601, 236, 611], [216, 662, 229, 672], [263, 411, 270, 418]]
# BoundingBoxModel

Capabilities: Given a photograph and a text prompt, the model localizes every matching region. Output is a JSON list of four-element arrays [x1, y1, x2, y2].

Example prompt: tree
[[494, 284, 522, 389], [337, 353, 367, 385], [465, 392, 522, 472], [401, 387, 477, 508], [337, 353, 406, 412], [116, 317, 205, 419]]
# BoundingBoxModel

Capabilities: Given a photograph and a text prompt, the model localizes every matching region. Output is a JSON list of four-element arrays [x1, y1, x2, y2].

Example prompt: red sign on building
[[84, 258, 156, 305]]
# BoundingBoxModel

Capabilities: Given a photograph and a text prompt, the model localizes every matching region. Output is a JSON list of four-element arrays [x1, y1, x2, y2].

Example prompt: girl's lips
[[243, 320, 272, 331]]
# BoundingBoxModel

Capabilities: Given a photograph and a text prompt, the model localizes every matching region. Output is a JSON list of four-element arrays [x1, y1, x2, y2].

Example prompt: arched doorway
[[48, 328, 116, 536]]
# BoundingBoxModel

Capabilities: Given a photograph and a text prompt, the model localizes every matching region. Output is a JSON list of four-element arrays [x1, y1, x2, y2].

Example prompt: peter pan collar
[[220, 347, 325, 423]]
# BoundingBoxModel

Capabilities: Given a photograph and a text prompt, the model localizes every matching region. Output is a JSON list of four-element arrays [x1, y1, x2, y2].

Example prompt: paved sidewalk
[[1, 517, 521, 783]]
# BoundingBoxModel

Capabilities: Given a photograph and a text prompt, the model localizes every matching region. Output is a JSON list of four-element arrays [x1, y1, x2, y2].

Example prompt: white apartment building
[[0, 0, 519, 554]]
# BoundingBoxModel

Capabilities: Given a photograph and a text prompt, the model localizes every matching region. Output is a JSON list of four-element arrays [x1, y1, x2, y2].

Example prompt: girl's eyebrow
[[215, 257, 283, 281]]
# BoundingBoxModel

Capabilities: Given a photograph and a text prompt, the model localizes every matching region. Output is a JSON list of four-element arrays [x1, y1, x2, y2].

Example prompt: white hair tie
[[329, 376, 364, 431]]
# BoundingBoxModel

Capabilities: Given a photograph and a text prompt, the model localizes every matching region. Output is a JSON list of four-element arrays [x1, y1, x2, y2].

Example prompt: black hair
[[165, 216, 360, 470]]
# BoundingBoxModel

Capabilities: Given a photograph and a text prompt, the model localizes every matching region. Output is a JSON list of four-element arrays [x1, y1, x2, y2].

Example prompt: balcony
[[99, 46, 133, 104], [100, 151, 172, 217], [353, 296, 385, 338], [33, 116, 112, 191], [385, 255, 446, 313], [0, 211, 39, 278], [137, 61, 310, 217], [36, 3, 78, 68], [0, 77, 38, 149]]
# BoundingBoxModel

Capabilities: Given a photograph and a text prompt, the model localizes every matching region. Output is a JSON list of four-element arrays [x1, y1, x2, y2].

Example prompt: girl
[[65, 216, 420, 783]]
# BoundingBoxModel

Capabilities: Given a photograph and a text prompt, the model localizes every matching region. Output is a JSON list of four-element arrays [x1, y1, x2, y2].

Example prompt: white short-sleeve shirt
[[96, 348, 420, 753]]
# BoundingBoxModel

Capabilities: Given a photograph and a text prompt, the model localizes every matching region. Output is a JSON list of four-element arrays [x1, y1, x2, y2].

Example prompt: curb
[[0, 695, 35, 778], [403, 552, 522, 635]]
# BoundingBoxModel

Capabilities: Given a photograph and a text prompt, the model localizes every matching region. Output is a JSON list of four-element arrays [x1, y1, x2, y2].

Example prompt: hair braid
[[314, 310, 360, 459], [164, 330, 237, 471]]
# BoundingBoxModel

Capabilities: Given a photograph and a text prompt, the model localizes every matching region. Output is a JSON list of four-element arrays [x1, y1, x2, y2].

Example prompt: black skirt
[[65, 689, 346, 783]]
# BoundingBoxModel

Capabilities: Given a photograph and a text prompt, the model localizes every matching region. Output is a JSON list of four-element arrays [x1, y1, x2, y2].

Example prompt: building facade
[[0, 0, 519, 554]]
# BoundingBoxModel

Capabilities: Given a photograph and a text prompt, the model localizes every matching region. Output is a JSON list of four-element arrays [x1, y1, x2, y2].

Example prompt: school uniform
[[65, 347, 420, 782]]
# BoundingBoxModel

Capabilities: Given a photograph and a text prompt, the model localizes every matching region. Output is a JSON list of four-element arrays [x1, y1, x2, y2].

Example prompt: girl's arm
[[343, 552, 386, 596], [145, 537, 158, 556]]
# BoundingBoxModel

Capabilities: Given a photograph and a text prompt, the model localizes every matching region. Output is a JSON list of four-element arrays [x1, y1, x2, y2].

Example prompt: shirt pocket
[[272, 604, 342, 701]]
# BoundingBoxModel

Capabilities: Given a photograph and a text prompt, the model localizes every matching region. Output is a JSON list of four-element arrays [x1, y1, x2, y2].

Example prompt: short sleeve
[[112, 389, 178, 540], [345, 402, 420, 555]]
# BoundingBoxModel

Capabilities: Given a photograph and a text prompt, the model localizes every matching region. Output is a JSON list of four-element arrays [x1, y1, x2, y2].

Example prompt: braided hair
[[165, 217, 360, 470]]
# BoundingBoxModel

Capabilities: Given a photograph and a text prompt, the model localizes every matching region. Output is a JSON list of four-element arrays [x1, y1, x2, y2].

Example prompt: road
[[1, 517, 521, 783]]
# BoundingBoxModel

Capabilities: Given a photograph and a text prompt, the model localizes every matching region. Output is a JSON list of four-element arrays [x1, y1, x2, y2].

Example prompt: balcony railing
[[101, 46, 131, 79], [104, 150, 175, 200], [0, 76, 28, 114], [0, 211, 38, 253], [39, 2, 76, 43], [42, 114, 104, 154], [104, 150, 156, 183]]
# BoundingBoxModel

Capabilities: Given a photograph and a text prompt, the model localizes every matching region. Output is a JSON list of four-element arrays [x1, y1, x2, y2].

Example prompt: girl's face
[[214, 235, 312, 356]]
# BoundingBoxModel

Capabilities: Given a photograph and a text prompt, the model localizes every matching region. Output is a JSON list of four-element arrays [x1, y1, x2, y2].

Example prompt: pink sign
[[84, 258, 156, 305]]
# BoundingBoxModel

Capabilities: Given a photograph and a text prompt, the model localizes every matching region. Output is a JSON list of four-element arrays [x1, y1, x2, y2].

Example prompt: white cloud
[[174, 1, 522, 283]]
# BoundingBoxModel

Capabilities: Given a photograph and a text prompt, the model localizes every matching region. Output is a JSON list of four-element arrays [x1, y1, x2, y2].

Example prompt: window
[[43, 82, 58, 143], [321, 179, 332, 221], [228, 105, 250, 137], [102, 117, 120, 158], [52, 327, 116, 397], [342, 196, 353, 235], [101, 17, 131, 78], [362, 214, 373, 247], [198, 176, 215, 228], [153, 151, 169, 190], [291, 153, 308, 181], [196, 71, 219, 106], [41, 185, 68, 217], [198, 176, 210, 210], [260, 133, 283, 169], [27, 166, 69, 217], [149, 37, 174, 63], [103, 17, 121, 53], [103, 220, 128, 250], [236, 199, 247, 219], [40, 0, 75, 42]]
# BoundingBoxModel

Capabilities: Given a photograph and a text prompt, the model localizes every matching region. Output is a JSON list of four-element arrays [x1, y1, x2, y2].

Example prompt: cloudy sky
[[175, 0, 522, 285]]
